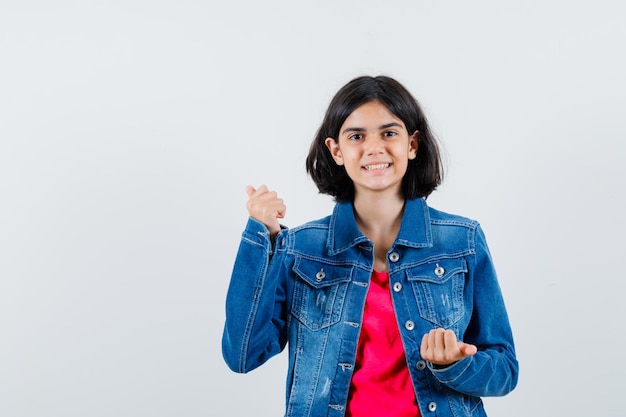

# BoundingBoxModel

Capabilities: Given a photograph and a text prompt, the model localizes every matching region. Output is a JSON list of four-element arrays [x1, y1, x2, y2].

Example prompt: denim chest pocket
[[406, 258, 468, 328], [291, 258, 353, 331]]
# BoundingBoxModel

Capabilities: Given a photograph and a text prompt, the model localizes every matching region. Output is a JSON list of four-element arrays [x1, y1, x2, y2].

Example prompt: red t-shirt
[[346, 270, 421, 417]]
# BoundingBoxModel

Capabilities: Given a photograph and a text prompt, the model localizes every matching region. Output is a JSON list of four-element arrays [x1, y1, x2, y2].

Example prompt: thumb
[[458, 342, 478, 357], [245, 185, 256, 197]]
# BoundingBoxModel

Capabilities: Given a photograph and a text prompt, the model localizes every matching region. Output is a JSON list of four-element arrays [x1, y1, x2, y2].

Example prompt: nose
[[364, 136, 385, 155]]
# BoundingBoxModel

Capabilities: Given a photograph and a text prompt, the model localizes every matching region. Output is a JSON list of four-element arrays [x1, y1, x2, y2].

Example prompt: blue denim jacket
[[222, 198, 518, 417]]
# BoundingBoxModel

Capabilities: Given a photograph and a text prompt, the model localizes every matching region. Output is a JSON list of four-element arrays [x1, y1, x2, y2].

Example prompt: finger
[[256, 184, 269, 195], [265, 198, 286, 219], [458, 342, 478, 357], [248, 197, 285, 218], [422, 328, 443, 363], [443, 329, 458, 350], [245, 185, 256, 197], [434, 328, 446, 350], [250, 191, 285, 213], [420, 333, 430, 357], [250, 184, 270, 197]]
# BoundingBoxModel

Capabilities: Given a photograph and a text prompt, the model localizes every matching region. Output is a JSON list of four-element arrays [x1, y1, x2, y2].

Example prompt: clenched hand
[[245, 185, 286, 239], [420, 328, 478, 367]]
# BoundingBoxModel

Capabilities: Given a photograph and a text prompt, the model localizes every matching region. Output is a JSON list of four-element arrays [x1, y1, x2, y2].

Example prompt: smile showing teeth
[[364, 163, 390, 171]]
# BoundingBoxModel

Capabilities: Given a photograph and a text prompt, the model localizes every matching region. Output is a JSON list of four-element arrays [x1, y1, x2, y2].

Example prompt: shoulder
[[425, 204, 485, 253], [274, 215, 334, 257], [288, 214, 332, 233], [427, 204, 480, 230], [277, 214, 333, 244]]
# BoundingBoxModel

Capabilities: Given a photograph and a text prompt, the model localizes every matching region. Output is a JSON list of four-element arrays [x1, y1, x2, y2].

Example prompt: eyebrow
[[341, 122, 404, 135]]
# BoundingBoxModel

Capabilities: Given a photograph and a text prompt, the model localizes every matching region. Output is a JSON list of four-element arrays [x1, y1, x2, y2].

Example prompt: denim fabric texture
[[222, 198, 518, 417]]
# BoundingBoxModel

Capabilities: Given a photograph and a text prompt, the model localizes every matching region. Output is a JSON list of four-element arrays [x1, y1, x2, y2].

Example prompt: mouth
[[363, 163, 391, 171]]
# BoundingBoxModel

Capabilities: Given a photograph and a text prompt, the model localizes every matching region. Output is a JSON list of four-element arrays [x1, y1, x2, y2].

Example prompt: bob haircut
[[306, 75, 444, 203]]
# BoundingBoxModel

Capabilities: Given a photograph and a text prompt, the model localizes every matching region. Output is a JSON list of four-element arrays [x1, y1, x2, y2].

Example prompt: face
[[325, 100, 418, 198]]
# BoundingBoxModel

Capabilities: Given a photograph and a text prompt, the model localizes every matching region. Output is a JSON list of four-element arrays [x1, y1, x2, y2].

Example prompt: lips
[[363, 163, 390, 171]]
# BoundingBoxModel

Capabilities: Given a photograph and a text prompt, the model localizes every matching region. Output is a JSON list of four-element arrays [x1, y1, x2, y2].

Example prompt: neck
[[353, 191, 405, 236], [353, 191, 405, 273]]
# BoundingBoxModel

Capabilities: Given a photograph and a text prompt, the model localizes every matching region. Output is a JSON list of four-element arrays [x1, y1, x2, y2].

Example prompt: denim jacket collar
[[327, 198, 433, 255]]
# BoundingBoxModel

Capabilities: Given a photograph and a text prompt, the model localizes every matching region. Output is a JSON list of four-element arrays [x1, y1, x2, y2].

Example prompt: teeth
[[364, 163, 390, 170]]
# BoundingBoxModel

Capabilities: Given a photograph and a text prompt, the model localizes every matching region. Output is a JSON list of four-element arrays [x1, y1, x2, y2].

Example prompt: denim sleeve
[[221, 218, 289, 373], [428, 225, 519, 397]]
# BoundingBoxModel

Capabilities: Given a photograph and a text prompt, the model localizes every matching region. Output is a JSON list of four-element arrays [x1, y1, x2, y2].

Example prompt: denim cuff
[[428, 355, 473, 384]]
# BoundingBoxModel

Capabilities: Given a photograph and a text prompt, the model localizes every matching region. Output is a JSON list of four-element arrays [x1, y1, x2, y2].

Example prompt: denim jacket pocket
[[406, 257, 468, 328], [291, 258, 353, 331]]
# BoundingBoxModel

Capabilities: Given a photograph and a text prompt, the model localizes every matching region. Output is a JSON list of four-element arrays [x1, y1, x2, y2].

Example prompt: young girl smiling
[[222, 75, 518, 416]]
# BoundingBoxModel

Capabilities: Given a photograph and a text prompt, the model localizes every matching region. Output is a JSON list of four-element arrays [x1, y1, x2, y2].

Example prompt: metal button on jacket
[[434, 264, 445, 277], [416, 360, 427, 371], [404, 320, 415, 331], [428, 402, 437, 412], [315, 269, 325, 281], [389, 252, 400, 262], [393, 282, 403, 292]]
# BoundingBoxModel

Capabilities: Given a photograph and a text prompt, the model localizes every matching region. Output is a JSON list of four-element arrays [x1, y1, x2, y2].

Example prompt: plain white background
[[1, 1, 625, 415]]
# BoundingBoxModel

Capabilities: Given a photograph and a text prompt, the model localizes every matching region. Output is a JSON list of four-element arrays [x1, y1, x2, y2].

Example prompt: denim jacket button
[[315, 269, 326, 281], [428, 402, 437, 412], [404, 320, 415, 331], [434, 264, 445, 277], [393, 282, 403, 292], [416, 360, 426, 370], [389, 252, 400, 262]]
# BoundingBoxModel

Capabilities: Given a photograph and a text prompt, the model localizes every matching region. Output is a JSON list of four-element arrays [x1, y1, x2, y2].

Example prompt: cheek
[[338, 149, 356, 162]]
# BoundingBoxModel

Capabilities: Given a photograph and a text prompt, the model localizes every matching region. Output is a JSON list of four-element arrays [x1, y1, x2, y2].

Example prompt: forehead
[[341, 100, 405, 129]]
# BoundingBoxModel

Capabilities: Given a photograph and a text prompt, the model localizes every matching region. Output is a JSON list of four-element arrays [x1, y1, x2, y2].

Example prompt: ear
[[408, 131, 419, 160], [325, 137, 344, 166]]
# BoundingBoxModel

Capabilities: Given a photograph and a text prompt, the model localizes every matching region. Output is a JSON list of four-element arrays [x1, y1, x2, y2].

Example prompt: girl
[[222, 75, 518, 417]]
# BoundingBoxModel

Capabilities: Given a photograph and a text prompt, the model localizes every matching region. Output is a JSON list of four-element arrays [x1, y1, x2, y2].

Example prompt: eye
[[348, 133, 363, 141], [383, 131, 397, 137]]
